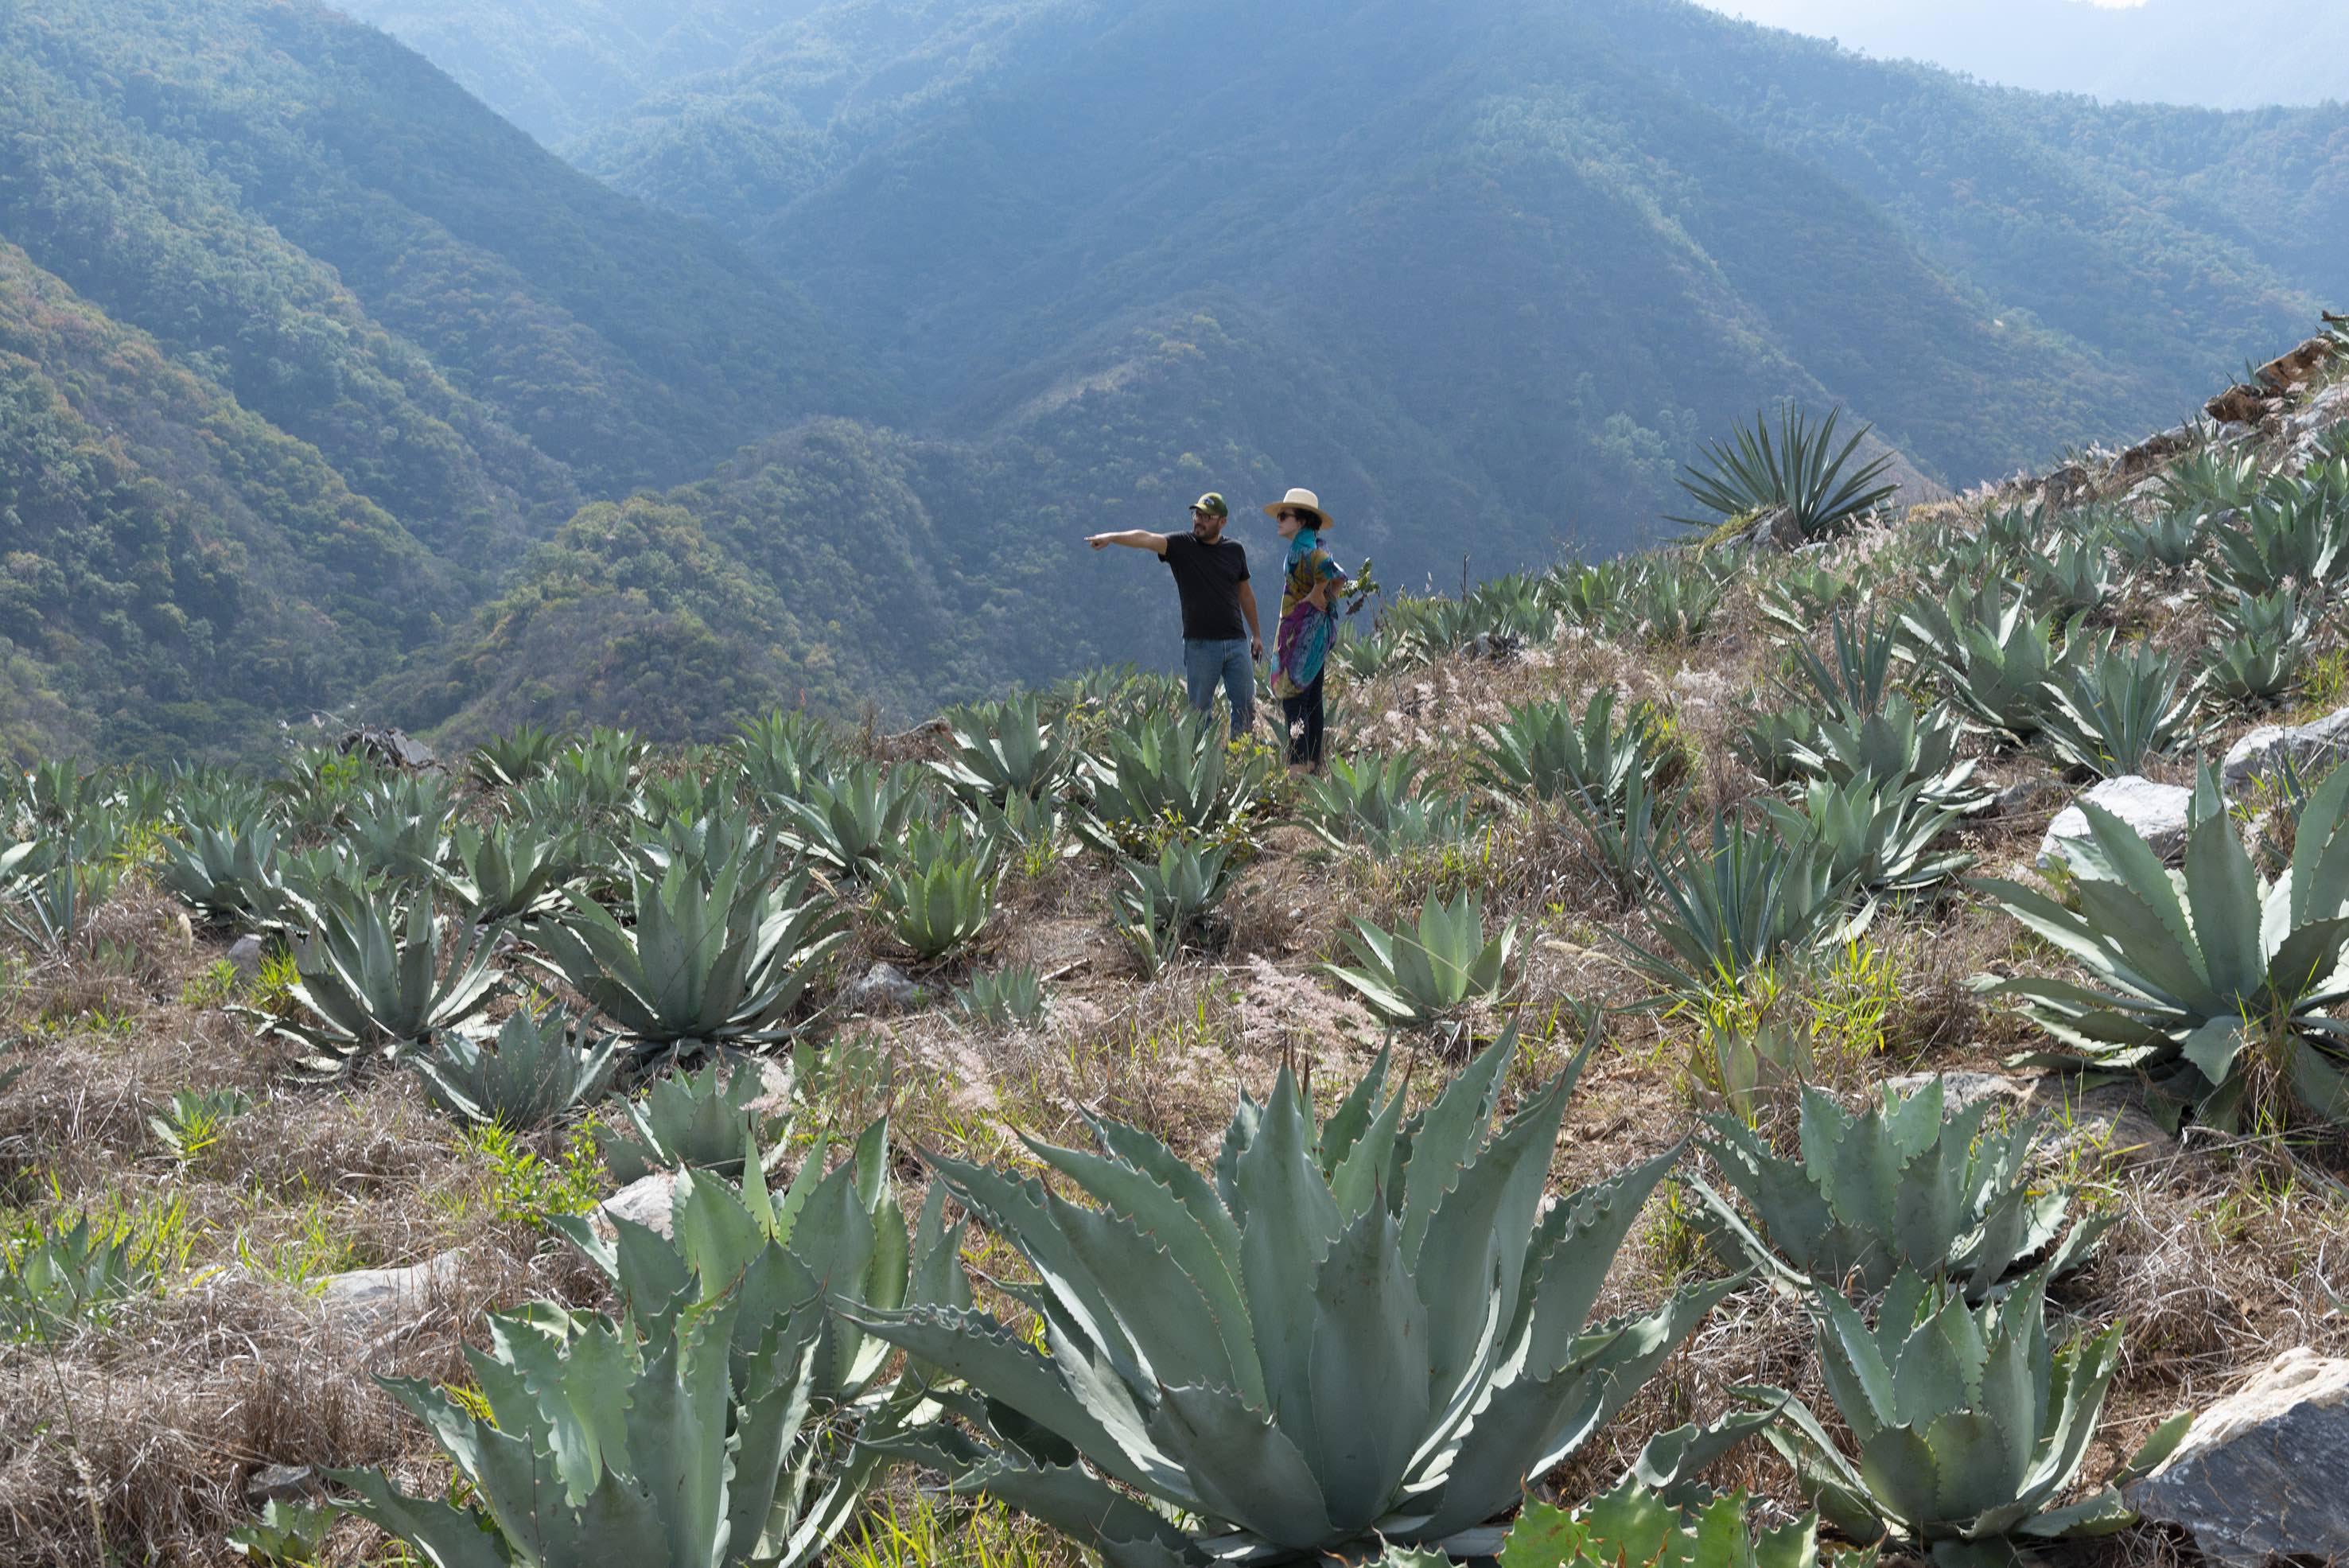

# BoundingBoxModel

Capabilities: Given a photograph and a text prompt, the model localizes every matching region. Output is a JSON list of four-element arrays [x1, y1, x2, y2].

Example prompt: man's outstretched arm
[[1086, 530, 1169, 556]]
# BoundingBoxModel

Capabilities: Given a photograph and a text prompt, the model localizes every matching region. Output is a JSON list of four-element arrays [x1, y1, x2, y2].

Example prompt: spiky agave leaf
[[1738, 1267, 2190, 1559], [846, 1028, 1732, 1562], [416, 1005, 618, 1131], [1691, 1078, 2109, 1303], [275, 887, 500, 1075], [1324, 889, 1517, 1029], [1670, 404, 1900, 543], [341, 1122, 966, 1568], [1976, 761, 2349, 1130]]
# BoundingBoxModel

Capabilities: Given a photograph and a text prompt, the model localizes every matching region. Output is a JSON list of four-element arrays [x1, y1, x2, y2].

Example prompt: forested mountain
[[7, 0, 2349, 761], [0, 0, 872, 759]]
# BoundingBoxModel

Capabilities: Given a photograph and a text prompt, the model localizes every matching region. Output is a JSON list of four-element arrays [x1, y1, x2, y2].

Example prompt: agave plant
[[1791, 693, 1987, 812], [1305, 750, 1424, 849], [953, 965, 1048, 1032], [2111, 511, 2205, 573], [1898, 581, 2086, 744], [275, 889, 500, 1073], [1690, 1019, 1818, 1126], [1620, 817, 1845, 1005], [1734, 702, 1825, 788], [1759, 561, 1859, 636], [1627, 559, 1728, 644], [732, 708, 839, 803], [774, 763, 928, 884], [935, 695, 1071, 806], [341, 775, 456, 889], [342, 1121, 968, 1568], [2203, 631, 2304, 706], [1565, 768, 1686, 907], [469, 722, 563, 791], [1479, 689, 1667, 816], [147, 1087, 255, 1161], [1763, 776, 1973, 904], [2158, 444, 2263, 515], [445, 819, 577, 925], [2, 862, 116, 954], [2024, 535, 2121, 621], [597, 1058, 788, 1183], [531, 861, 847, 1067], [159, 815, 306, 933], [1671, 404, 1900, 543], [1737, 1269, 2189, 1566], [1978, 763, 2349, 1130], [1324, 890, 1515, 1029], [1, 1215, 158, 1341], [416, 1005, 618, 1130], [1370, 1480, 1822, 1568], [850, 1034, 1733, 1564], [2209, 474, 2349, 598], [2036, 644, 2206, 780], [1692, 1079, 2108, 1303], [880, 854, 998, 961], [1785, 610, 1900, 722], [1081, 711, 1271, 849]]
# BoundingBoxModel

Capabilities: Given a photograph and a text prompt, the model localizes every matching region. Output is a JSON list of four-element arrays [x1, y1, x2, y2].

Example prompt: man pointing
[[1087, 492, 1263, 739]]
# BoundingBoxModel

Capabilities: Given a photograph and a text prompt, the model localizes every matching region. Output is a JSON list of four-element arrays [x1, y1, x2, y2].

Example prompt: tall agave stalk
[[849, 1032, 1733, 1564]]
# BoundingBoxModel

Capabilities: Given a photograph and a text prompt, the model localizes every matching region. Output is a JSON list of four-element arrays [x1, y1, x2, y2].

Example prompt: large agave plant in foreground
[[850, 1034, 1733, 1566], [1978, 765, 2349, 1130], [1740, 1269, 2188, 1567], [340, 1123, 967, 1568], [1693, 1079, 2108, 1303]]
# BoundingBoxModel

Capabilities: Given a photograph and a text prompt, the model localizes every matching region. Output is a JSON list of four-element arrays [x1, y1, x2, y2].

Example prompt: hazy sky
[[1698, 0, 2345, 109]]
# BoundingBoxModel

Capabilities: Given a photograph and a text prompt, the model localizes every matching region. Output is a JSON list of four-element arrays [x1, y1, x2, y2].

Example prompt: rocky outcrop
[[336, 725, 437, 771], [2037, 776, 2191, 870], [315, 1248, 466, 1335], [2222, 705, 2349, 794], [2128, 1348, 2349, 1567]]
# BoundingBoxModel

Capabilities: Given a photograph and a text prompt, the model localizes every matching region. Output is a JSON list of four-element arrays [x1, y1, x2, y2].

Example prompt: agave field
[[5, 348, 2349, 1567]]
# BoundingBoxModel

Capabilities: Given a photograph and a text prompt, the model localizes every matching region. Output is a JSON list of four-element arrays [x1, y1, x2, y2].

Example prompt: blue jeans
[[1182, 638, 1254, 737]]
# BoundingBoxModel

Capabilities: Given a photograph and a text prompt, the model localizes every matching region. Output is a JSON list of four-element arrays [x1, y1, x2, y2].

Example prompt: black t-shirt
[[1161, 533, 1250, 641]]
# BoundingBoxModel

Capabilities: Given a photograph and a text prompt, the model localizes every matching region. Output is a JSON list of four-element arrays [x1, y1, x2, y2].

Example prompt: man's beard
[[1192, 520, 1222, 541]]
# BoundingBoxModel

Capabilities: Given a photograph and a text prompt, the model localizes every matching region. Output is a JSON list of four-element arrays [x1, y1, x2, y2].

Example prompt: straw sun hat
[[1262, 487, 1332, 531]]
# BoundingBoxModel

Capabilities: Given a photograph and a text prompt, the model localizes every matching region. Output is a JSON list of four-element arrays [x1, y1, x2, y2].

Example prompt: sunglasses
[[1277, 510, 1315, 523]]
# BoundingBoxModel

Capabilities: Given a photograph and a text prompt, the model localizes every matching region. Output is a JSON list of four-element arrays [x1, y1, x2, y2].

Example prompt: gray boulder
[[2128, 1348, 2349, 1567], [2222, 705, 2349, 795], [316, 1248, 466, 1335], [226, 932, 266, 984], [838, 962, 919, 1014], [2037, 776, 2192, 870], [597, 1171, 679, 1239]]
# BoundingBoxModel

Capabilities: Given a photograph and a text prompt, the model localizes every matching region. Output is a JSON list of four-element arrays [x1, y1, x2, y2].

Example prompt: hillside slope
[[0, 0, 880, 759]]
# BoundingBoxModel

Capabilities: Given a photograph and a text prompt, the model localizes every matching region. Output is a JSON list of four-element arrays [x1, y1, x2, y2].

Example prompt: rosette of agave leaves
[[848, 1025, 1738, 1565]]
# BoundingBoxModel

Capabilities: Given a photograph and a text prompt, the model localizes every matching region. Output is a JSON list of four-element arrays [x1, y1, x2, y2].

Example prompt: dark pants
[[1281, 673, 1326, 767]]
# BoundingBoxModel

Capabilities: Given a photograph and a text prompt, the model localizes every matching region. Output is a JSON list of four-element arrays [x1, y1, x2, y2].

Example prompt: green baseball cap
[[1190, 492, 1229, 519]]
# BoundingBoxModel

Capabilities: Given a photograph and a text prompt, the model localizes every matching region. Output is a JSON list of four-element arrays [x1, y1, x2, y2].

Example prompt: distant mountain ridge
[[6, 0, 2349, 761]]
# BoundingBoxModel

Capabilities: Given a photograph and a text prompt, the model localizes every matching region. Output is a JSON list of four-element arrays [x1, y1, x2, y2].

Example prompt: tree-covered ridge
[[0, 0, 875, 522], [548, 0, 2340, 547], [0, 240, 455, 764]]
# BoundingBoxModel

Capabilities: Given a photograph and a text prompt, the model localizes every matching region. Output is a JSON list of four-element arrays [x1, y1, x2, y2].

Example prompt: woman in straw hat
[[1264, 488, 1348, 772]]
